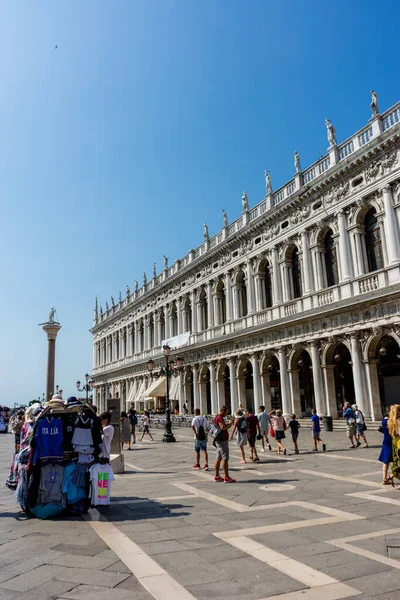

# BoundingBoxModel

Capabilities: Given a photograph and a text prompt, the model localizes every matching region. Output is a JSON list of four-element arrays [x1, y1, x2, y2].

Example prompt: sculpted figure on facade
[[203, 222, 209, 241], [370, 90, 379, 116], [241, 192, 249, 212], [264, 171, 273, 195], [111, 297, 115, 308], [294, 150, 301, 173], [325, 118, 337, 146], [163, 255, 168, 269], [48, 307, 56, 322], [134, 280, 138, 292], [99, 306, 103, 317], [143, 272, 147, 286], [126, 284, 130, 297], [222, 209, 228, 226], [105, 301, 109, 312], [152, 263, 157, 279]]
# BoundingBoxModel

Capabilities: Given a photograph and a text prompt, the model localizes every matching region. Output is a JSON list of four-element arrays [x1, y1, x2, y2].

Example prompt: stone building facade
[[91, 97, 400, 420]]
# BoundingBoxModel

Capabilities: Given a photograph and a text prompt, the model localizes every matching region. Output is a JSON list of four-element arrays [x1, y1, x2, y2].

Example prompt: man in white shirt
[[191, 409, 209, 471], [100, 412, 114, 459]]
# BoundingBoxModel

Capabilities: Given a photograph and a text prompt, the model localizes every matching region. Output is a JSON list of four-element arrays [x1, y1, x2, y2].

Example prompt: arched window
[[149, 315, 154, 348], [215, 280, 227, 325], [292, 247, 302, 299], [264, 261, 273, 308], [183, 296, 192, 332], [171, 302, 178, 337], [237, 270, 248, 317], [139, 321, 144, 352], [324, 229, 338, 287], [199, 289, 208, 330], [365, 208, 383, 272], [159, 309, 165, 342]]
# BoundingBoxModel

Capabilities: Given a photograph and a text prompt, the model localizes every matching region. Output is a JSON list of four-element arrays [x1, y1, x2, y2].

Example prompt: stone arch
[[288, 344, 311, 371], [322, 337, 351, 365], [351, 197, 383, 228]]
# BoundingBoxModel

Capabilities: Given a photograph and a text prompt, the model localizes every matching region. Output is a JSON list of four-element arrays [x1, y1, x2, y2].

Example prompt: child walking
[[288, 414, 300, 454], [311, 408, 326, 452]]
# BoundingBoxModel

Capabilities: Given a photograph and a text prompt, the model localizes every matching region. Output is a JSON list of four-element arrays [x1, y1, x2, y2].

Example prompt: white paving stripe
[[320, 453, 378, 464], [259, 582, 362, 600], [84, 509, 196, 600], [327, 527, 400, 570], [298, 468, 382, 488], [124, 461, 146, 471]]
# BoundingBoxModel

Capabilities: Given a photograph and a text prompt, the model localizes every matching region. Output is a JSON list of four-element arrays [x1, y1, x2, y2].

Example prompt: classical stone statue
[[118, 291, 122, 303], [222, 209, 228, 227], [99, 306, 103, 317], [152, 263, 157, 278], [126, 284, 130, 296], [143, 272, 147, 285], [325, 119, 337, 146], [163, 255, 168, 269], [241, 192, 249, 212], [111, 296, 115, 308], [294, 150, 301, 173], [203, 222, 209, 240], [264, 171, 272, 195], [48, 307, 56, 322], [370, 90, 379, 116], [134, 280, 138, 292], [105, 301, 109, 312]]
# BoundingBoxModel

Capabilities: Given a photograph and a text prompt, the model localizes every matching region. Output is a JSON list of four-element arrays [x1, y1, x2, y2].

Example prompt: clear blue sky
[[1, 0, 399, 405]]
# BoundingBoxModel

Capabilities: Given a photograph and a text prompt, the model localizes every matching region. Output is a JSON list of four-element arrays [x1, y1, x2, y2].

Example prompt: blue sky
[[1, 0, 399, 404]]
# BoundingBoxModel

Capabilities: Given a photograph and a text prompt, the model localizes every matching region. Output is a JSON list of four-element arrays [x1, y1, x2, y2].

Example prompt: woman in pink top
[[268, 409, 287, 456]]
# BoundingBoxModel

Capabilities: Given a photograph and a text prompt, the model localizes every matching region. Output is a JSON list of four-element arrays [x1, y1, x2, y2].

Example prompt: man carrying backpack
[[191, 409, 209, 470], [128, 407, 138, 445]]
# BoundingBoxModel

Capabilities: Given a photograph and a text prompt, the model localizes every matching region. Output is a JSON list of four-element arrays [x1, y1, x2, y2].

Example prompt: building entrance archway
[[297, 350, 314, 416], [333, 343, 355, 416], [268, 357, 282, 410], [377, 335, 400, 410]]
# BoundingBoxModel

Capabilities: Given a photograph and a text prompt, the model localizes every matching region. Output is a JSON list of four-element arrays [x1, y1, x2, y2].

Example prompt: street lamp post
[[76, 373, 93, 402], [147, 345, 184, 443]]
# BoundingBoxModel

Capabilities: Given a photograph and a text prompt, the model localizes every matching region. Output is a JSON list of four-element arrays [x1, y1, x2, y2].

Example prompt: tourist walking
[[352, 404, 368, 448], [311, 408, 326, 452], [268, 409, 287, 455], [128, 407, 138, 445], [214, 405, 236, 483], [230, 409, 248, 463], [289, 414, 301, 454], [140, 410, 154, 441], [388, 404, 400, 486], [258, 406, 272, 452], [100, 411, 114, 459], [246, 407, 261, 462], [379, 407, 393, 485], [120, 411, 132, 450], [191, 409, 209, 470], [343, 402, 359, 448]]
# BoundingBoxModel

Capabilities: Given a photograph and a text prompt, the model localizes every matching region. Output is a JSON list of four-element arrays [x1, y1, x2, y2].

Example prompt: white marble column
[[271, 247, 282, 305], [337, 210, 354, 281], [213, 292, 220, 326], [353, 231, 366, 276], [191, 291, 198, 332], [246, 261, 255, 314], [254, 276, 263, 311], [153, 317, 159, 348], [232, 285, 240, 320], [197, 296, 204, 331], [382, 185, 400, 264], [281, 263, 291, 303], [207, 282, 214, 328], [301, 231, 314, 294], [192, 365, 200, 410], [350, 334, 368, 416], [225, 273, 233, 321], [177, 297, 183, 335], [310, 342, 326, 414], [134, 323, 140, 354], [112, 333, 118, 361], [278, 348, 291, 415], [144, 317, 149, 350], [250, 354, 262, 409], [178, 371, 184, 414], [92, 342, 97, 369], [209, 362, 218, 414], [164, 307, 171, 339], [127, 325, 133, 355], [228, 358, 238, 413]]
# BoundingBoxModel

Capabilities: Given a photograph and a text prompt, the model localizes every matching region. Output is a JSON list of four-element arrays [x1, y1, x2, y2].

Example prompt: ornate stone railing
[[358, 274, 379, 294], [284, 302, 297, 316], [317, 290, 334, 306], [339, 140, 354, 160], [383, 107, 400, 131], [358, 126, 373, 147]]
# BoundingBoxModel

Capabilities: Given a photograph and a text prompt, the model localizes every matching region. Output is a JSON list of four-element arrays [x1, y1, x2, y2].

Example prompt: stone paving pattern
[[0, 426, 400, 599]]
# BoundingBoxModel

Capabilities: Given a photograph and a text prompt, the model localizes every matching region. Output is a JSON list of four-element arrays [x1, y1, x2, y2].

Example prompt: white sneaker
[[261, 448, 266, 452]]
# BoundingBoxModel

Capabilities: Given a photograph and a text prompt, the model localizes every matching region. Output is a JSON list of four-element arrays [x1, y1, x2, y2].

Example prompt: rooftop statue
[[222, 208, 228, 227], [143, 272, 147, 285], [242, 191, 249, 212], [163, 255, 168, 269], [203, 222, 209, 240], [370, 90, 379, 116], [48, 307, 56, 322], [134, 280, 138, 292], [264, 171, 272, 195], [294, 150, 301, 173], [325, 118, 337, 146]]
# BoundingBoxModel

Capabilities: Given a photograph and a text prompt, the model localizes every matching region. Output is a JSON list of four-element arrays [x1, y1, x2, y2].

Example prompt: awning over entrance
[[145, 377, 166, 399], [169, 375, 179, 400], [132, 380, 145, 405]]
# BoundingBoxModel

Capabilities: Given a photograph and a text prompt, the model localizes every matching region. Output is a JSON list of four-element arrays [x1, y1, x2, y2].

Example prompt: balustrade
[[359, 126, 373, 146], [317, 290, 334, 306], [383, 107, 400, 131], [284, 302, 297, 316], [304, 167, 316, 184], [358, 274, 379, 293], [339, 140, 354, 160]]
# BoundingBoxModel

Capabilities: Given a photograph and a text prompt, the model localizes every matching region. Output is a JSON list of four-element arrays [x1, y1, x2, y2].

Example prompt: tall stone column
[[278, 348, 291, 416], [271, 247, 282, 305], [246, 261, 255, 314], [382, 186, 400, 264], [207, 282, 214, 328], [177, 297, 183, 335], [350, 334, 368, 415], [310, 342, 326, 415], [301, 231, 314, 294], [178, 370, 184, 414], [209, 362, 218, 414], [192, 364, 200, 410], [228, 357, 238, 413], [41, 320, 62, 400], [225, 273, 233, 321], [250, 354, 262, 408], [288, 369, 301, 417], [191, 290, 198, 332], [337, 210, 354, 281]]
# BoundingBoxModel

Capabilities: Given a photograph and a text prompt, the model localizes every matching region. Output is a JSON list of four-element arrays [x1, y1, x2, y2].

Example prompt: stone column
[[288, 369, 301, 417], [250, 354, 262, 408], [350, 334, 368, 415], [246, 260, 255, 314], [191, 290, 198, 332], [337, 210, 354, 281], [364, 359, 381, 420], [310, 342, 326, 414], [177, 297, 183, 335], [178, 370, 184, 414], [192, 364, 200, 410], [353, 231, 366, 276], [278, 348, 291, 416], [92, 341, 97, 369], [41, 322, 62, 400], [207, 281, 214, 328], [112, 332, 118, 361], [301, 231, 313, 294], [209, 362, 218, 414], [254, 275, 263, 311], [382, 186, 400, 264], [228, 357, 238, 413], [322, 364, 338, 418], [225, 273, 233, 321], [134, 323, 140, 354], [106, 336, 111, 363], [232, 285, 240, 320], [199, 378, 208, 415], [271, 247, 282, 305], [213, 291, 220, 326], [260, 371, 272, 412]]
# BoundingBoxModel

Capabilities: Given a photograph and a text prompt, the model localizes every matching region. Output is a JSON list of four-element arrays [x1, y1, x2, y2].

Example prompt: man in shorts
[[311, 408, 326, 452], [343, 402, 358, 448], [258, 406, 272, 452], [246, 407, 261, 462], [191, 409, 209, 470], [214, 406, 236, 483]]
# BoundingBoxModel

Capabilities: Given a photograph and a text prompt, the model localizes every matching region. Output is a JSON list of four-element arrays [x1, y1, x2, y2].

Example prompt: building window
[[324, 229, 338, 287], [365, 207, 383, 272], [292, 247, 302, 299], [264, 261, 273, 308]]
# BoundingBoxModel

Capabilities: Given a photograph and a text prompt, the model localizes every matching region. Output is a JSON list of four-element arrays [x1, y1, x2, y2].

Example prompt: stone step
[[296, 418, 381, 431]]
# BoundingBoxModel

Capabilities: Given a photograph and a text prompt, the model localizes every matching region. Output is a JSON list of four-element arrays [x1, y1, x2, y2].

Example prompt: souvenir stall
[[8, 396, 115, 519]]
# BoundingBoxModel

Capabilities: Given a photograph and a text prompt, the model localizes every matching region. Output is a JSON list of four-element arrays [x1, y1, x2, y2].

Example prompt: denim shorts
[[194, 439, 207, 452]]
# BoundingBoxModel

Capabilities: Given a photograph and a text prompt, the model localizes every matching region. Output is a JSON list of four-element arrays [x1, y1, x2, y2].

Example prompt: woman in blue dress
[[378, 408, 393, 485]]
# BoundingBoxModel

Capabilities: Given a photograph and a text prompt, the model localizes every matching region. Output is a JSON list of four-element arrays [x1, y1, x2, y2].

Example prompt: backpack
[[238, 417, 247, 433], [197, 418, 206, 441], [206, 421, 222, 440], [129, 413, 138, 426]]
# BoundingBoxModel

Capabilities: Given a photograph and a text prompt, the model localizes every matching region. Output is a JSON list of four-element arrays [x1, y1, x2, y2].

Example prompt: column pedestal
[[41, 322, 62, 400]]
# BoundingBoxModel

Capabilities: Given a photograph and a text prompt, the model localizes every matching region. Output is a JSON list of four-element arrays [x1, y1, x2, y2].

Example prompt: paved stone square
[[1, 426, 400, 599]]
